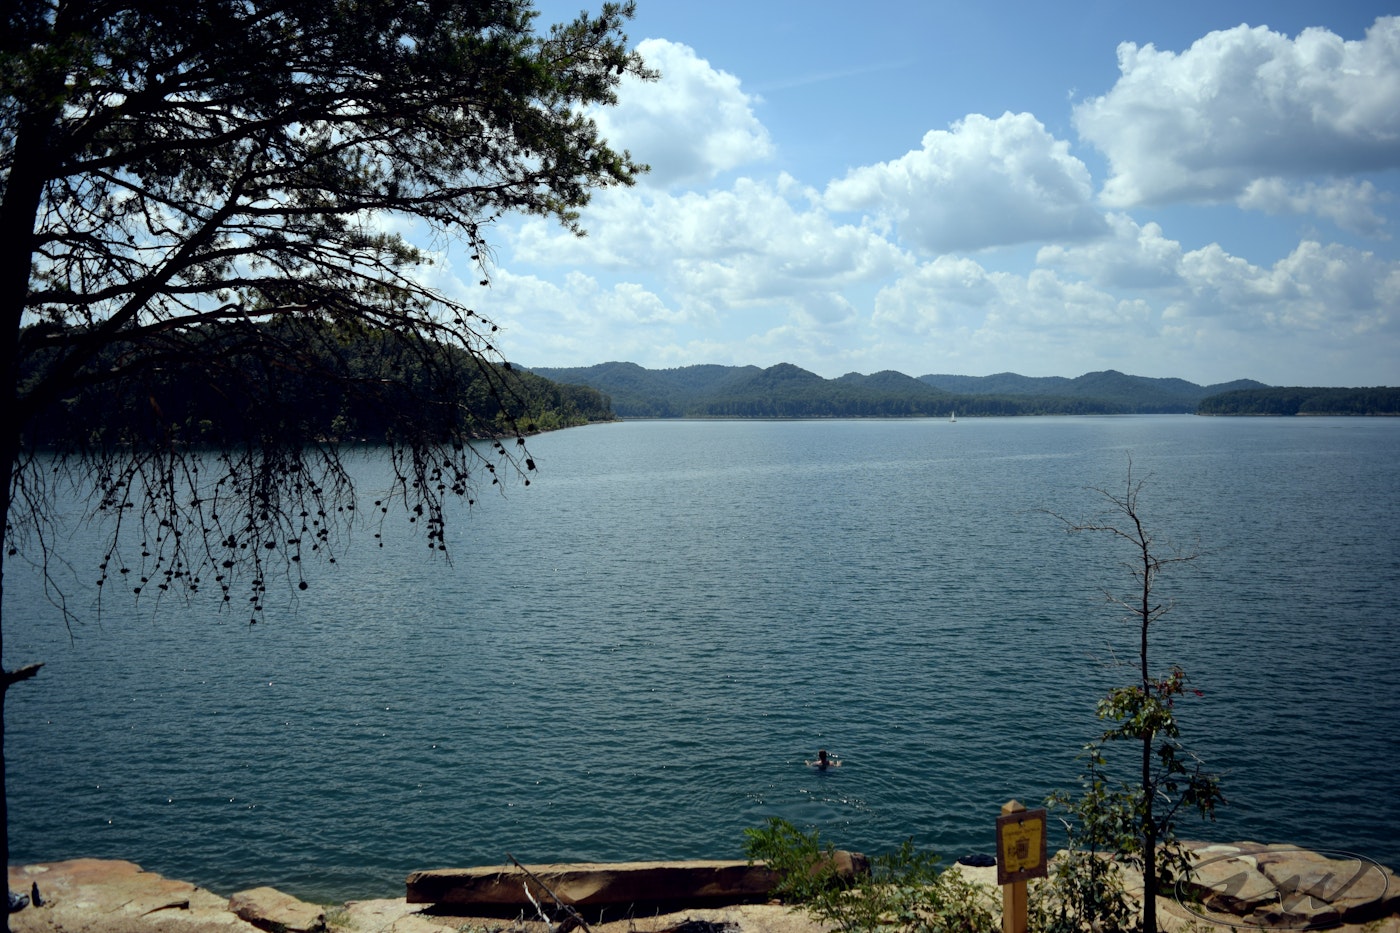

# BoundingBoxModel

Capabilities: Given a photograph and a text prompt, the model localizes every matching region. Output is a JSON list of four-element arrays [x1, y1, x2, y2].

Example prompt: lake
[[6, 415, 1399, 904]]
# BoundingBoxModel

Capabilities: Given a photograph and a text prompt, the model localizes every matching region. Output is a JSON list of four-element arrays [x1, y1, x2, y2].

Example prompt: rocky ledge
[[1174, 842, 1400, 929], [5, 859, 838, 933], [404, 852, 867, 909], [7, 842, 1399, 933], [949, 842, 1400, 933]]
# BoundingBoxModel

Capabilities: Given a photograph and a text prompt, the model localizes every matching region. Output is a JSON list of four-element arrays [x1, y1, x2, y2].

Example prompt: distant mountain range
[[526, 362, 1271, 418]]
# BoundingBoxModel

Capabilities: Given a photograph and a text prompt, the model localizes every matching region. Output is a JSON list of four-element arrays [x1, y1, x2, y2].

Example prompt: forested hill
[[528, 362, 1270, 418], [1197, 386, 1400, 415], [22, 321, 617, 448]]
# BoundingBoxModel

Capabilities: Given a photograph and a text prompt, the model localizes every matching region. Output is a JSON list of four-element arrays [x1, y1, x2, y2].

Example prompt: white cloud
[[493, 175, 915, 368], [1075, 17, 1400, 208], [873, 258, 1134, 336], [870, 256, 1004, 334], [510, 176, 910, 307], [483, 269, 688, 365], [1037, 213, 1399, 340], [494, 160, 1400, 379], [858, 224, 1400, 382], [864, 257, 1164, 377], [822, 112, 1107, 253], [591, 39, 773, 188], [1236, 177, 1390, 237], [1037, 213, 1184, 289], [1170, 240, 1400, 335]]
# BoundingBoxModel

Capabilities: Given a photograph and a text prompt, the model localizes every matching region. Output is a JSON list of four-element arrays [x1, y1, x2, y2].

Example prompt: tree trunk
[[1137, 508, 1157, 933], [1, 679, 9, 933], [0, 12, 65, 925], [0, 113, 36, 933], [1142, 735, 1157, 933], [0, 449, 49, 933], [1, 442, 14, 933]]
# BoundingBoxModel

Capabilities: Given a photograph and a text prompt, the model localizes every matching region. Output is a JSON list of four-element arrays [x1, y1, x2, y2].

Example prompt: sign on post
[[997, 801, 1048, 933], [996, 804, 1048, 885]]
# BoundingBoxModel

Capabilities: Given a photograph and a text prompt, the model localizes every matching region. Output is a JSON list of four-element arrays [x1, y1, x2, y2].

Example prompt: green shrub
[[742, 819, 998, 933]]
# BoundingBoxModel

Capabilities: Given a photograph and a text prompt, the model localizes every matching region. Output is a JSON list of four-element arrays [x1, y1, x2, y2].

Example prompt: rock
[[1176, 842, 1400, 929], [957, 854, 997, 868], [944, 861, 998, 892], [815, 851, 870, 884], [1254, 846, 1400, 924], [406, 860, 780, 908], [1252, 900, 1341, 930], [228, 886, 327, 933], [406, 856, 866, 910], [7, 842, 1398, 933], [391, 902, 838, 933], [8, 859, 256, 931], [1183, 850, 1277, 914], [13, 858, 195, 914], [339, 898, 429, 931]]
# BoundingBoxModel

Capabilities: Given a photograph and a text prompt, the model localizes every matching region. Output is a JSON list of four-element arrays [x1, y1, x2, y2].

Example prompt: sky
[[442, 1, 1400, 386]]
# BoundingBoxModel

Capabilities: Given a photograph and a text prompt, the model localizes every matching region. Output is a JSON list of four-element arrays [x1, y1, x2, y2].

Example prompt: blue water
[[6, 416, 1399, 904]]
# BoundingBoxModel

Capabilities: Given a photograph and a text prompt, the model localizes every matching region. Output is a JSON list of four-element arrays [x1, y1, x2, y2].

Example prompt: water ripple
[[6, 417, 1399, 902]]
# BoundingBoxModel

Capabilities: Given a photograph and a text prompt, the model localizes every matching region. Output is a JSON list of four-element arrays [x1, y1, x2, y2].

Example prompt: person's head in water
[[817, 749, 829, 764]]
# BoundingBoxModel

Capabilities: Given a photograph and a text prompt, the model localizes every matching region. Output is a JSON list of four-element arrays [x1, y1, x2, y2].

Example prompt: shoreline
[[9, 842, 1400, 933]]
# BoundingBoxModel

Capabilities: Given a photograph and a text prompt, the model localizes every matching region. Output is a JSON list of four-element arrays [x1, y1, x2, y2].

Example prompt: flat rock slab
[[229, 885, 327, 933], [1174, 842, 1399, 929], [337, 899, 837, 933], [406, 860, 783, 908], [7, 859, 258, 932]]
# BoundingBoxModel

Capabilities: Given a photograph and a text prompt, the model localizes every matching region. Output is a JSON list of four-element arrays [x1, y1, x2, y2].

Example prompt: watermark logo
[[1175, 847, 1389, 930]]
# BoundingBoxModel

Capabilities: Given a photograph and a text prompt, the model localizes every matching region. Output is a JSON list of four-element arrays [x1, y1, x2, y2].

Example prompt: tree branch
[[2, 664, 43, 691]]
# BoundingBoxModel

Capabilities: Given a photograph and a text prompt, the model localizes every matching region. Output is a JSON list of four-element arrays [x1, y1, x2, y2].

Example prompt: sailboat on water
[[949, 410, 956, 423]]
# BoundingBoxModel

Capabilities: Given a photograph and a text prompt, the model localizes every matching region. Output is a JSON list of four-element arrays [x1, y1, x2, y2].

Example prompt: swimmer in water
[[806, 749, 841, 769]]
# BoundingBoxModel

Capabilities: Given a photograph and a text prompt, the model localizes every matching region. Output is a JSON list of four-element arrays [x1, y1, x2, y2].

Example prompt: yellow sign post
[[996, 801, 1048, 933]]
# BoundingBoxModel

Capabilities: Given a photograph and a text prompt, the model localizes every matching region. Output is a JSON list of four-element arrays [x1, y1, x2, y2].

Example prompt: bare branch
[[506, 853, 595, 933]]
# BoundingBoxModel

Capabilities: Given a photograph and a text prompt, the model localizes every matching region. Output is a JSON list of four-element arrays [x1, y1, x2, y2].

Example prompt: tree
[[1044, 466, 1224, 933], [0, 0, 650, 920]]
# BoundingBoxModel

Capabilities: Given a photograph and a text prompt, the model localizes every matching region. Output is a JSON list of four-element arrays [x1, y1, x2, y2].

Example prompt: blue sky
[[438, 2, 1400, 386]]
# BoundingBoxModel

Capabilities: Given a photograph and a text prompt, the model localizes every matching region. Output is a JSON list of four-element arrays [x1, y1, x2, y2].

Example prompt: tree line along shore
[[531, 361, 1399, 419], [23, 323, 1396, 450]]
